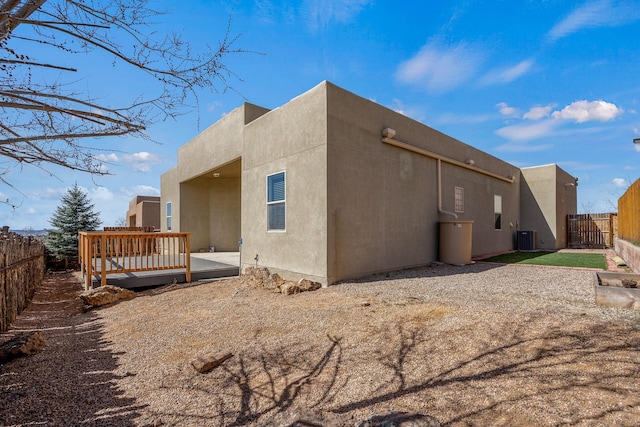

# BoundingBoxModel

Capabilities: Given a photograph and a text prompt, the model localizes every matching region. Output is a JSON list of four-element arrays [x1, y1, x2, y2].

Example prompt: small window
[[455, 187, 464, 213], [267, 171, 286, 231], [494, 195, 502, 230], [166, 202, 172, 231]]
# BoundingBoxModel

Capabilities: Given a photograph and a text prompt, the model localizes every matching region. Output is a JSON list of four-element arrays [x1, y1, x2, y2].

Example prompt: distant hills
[[12, 229, 48, 237]]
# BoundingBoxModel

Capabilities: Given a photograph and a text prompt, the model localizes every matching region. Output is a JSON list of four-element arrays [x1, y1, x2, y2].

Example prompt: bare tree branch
[[0, 0, 247, 197]]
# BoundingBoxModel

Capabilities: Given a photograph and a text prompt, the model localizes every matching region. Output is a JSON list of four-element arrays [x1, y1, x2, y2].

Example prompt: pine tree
[[45, 184, 102, 263]]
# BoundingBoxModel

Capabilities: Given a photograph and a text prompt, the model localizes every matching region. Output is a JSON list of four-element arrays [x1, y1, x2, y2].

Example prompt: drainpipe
[[437, 159, 458, 220]]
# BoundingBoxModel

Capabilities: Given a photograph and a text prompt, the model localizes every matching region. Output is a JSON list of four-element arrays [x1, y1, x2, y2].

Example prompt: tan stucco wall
[[240, 84, 328, 284], [520, 164, 577, 250], [126, 196, 159, 228], [176, 104, 268, 183], [209, 177, 241, 252], [181, 180, 211, 250], [160, 167, 179, 232], [324, 83, 520, 283]]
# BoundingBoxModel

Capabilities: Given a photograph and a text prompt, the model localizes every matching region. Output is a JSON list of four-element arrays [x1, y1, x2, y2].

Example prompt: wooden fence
[[0, 229, 46, 333], [618, 178, 640, 243], [79, 231, 190, 289], [567, 213, 617, 249]]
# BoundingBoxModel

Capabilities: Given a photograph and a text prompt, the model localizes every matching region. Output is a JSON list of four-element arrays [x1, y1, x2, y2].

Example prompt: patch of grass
[[482, 251, 607, 269]]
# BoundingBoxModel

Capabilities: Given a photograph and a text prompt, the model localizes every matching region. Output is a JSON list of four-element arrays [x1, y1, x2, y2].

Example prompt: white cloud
[[496, 102, 519, 117], [612, 177, 629, 188], [395, 39, 485, 93], [121, 152, 162, 173], [495, 119, 559, 141], [551, 100, 622, 123], [121, 185, 161, 198], [480, 59, 534, 86], [436, 112, 494, 125], [635, 144, 640, 153], [495, 142, 553, 153], [301, 0, 371, 31], [95, 153, 119, 162], [87, 186, 114, 203], [207, 101, 223, 113], [524, 106, 553, 120], [548, 0, 640, 41], [26, 207, 36, 215]]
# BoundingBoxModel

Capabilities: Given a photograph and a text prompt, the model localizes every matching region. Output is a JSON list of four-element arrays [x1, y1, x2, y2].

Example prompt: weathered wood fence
[[0, 228, 46, 333], [567, 213, 617, 249], [618, 178, 640, 243]]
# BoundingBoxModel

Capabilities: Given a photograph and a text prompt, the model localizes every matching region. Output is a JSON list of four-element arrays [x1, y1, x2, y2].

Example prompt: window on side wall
[[166, 201, 172, 231], [267, 171, 286, 231], [494, 195, 502, 230], [455, 187, 464, 213]]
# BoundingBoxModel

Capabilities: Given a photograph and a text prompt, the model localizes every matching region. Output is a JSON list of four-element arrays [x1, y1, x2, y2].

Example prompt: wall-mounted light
[[465, 159, 475, 166], [212, 173, 220, 178], [565, 183, 575, 186]]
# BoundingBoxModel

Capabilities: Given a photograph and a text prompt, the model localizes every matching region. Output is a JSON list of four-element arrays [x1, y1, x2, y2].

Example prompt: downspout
[[437, 159, 458, 220]]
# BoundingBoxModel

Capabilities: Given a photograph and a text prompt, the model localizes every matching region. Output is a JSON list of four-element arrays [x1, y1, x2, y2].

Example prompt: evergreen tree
[[45, 184, 101, 262]]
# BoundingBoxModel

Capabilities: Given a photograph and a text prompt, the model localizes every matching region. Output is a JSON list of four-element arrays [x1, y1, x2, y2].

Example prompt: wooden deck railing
[[78, 231, 191, 289]]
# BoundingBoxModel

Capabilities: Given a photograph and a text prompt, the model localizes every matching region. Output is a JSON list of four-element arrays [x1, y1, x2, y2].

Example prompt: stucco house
[[160, 81, 577, 286], [126, 195, 160, 230]]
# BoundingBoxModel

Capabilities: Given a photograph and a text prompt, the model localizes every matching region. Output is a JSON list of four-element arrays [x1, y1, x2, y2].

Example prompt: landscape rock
[[242, 267, 321, 295], [622, 279, 638, 288], [0, 331, 46, 363], [80, 285, 135, 307], [279, 282, 301, 295], [191, 351, 233, 373], [356, 411, 441, 427], [297, 278, 321, 292]]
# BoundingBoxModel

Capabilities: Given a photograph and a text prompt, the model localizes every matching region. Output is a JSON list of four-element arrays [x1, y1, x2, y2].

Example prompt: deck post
[[100, 235, 107, 286], [185, 233, 191, 283]]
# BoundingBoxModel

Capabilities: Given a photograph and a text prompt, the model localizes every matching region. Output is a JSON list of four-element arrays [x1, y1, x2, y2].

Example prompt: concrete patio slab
[[88, 252, 240, 289]]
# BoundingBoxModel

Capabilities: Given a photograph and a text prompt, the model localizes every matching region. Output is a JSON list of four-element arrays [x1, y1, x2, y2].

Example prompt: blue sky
[[3, 0, 640, 230]]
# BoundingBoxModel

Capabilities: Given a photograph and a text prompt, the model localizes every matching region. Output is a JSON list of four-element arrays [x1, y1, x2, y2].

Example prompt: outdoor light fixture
[[465, 159, 475, 166], [634, 138, 640, 144], [212, 173, 220, 178]]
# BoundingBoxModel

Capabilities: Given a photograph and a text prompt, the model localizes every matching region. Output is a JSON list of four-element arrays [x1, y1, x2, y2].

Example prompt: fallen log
[[0, 331, 45, 364]]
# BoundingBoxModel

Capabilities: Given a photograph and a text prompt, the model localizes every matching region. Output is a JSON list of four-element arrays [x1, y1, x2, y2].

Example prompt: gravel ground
[[2, 261, 640, 426]]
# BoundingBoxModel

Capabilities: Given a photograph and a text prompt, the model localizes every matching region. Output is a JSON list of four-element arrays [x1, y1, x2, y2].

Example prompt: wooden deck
[[79, 230, 192, 289], [79, 231, 238, 289], [85, 252, 239, 289]]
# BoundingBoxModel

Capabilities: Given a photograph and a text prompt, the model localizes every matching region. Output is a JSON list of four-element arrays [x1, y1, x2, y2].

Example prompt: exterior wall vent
[[518, 230, 537, 251]]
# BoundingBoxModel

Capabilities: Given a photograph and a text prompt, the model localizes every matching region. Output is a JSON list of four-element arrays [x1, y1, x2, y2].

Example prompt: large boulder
[[80, 285, 135, 307]]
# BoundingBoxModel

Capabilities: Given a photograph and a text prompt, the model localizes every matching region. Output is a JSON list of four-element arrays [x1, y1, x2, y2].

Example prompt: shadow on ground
[[148, 314, 640, 426], [0, 272, 146, 426]]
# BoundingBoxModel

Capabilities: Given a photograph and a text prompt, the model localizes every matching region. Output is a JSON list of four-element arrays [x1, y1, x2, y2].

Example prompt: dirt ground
[[1, 262, 640, 427]]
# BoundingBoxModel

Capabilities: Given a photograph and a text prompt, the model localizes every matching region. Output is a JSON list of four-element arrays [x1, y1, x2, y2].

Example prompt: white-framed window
[[166, 201, 172, 231], [267, 171, 286, 231], [494, 195, 502, 230], [455, 187, 464, 213]]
